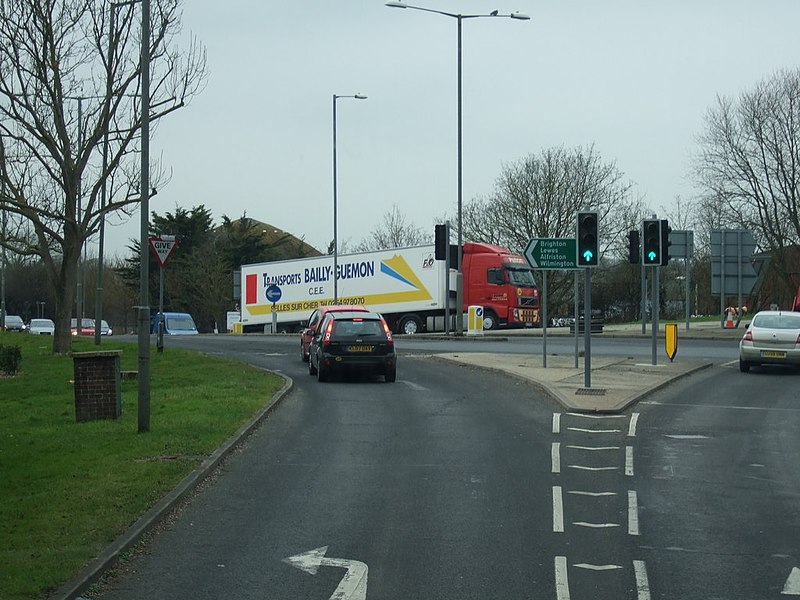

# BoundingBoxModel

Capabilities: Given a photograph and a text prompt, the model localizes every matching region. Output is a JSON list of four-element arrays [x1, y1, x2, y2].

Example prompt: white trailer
[[240, 245, 450, 334]]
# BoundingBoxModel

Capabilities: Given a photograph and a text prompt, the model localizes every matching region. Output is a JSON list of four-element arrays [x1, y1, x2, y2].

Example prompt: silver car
[[28, 318, 56, 335], [739, 310, 800, 372]]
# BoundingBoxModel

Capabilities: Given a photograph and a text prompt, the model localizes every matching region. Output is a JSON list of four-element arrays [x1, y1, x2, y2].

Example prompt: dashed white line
[[568, 465, 618, 471], [567, 413, 627, 419], [633, 560, 651, 600], [555, 556, 570, 600], [628, 413, 640, 437], [553, 412, 561, 434], [553, 486, 564, 533], [552, 442, 561, 474], [574, 563, 623, 571], [567, 427, 621, 434], [568, 490, 617, 497], [628, 490, 640, 536], [566, 445, 620, 451], [626, 446, 634, 476], [573, 522, 620, 529]]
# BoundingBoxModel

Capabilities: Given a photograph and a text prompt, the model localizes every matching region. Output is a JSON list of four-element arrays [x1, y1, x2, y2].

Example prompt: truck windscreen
[[506, 267, 536, 287]]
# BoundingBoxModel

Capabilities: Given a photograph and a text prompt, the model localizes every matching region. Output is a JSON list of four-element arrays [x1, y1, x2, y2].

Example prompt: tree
[[353, 203, 431, 251], [463, 145, 641, 314], [0, 0, 206, 353], [695, 68, 800, 302]]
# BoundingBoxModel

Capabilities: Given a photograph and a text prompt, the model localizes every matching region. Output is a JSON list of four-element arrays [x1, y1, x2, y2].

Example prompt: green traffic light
[[647, 251, 657, 262], [582, 249, 594, 262]]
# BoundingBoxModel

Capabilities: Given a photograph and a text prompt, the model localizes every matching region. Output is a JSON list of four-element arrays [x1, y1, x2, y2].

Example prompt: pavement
[[431, 319, 744, 413]]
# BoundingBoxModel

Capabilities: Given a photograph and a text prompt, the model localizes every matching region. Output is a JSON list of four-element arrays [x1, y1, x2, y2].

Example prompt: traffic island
[[72, 350, 122, 422]]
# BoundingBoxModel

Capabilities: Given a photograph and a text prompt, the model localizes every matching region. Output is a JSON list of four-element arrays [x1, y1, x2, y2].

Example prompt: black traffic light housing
[[660, 219, 672, 266], [434, 224, 448, 260], [642, 219, 661, 266], [627, 230, 640, 264], [576, 211, 599, 267]]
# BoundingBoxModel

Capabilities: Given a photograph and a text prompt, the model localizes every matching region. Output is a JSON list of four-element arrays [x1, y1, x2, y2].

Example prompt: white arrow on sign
[[283, 546, 368, 600], [783, 567, 800, 595]]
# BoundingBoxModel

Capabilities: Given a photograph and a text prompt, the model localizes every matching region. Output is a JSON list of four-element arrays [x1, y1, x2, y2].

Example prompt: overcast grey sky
[[102, 0, 800, 258]]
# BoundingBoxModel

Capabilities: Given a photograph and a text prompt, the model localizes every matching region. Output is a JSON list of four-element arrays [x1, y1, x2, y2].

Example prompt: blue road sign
[[265, 284, 282, 304]]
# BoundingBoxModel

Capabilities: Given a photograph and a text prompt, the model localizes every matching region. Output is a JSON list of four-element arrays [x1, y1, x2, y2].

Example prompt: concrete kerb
[[51, 371, 294, 600]]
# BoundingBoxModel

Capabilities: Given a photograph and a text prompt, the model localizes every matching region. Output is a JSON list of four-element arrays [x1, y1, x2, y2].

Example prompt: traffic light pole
[[651, 266, 659, 365], [584, 267, 592, 388]]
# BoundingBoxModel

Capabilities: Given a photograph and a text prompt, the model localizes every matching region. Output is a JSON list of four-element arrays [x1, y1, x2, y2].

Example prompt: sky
[[101, 0, 800, 259]]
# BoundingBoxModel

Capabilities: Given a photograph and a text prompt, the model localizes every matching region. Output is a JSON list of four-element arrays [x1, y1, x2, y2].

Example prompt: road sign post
[[266, 284, 282, 333], [148, 236, 179, 353]]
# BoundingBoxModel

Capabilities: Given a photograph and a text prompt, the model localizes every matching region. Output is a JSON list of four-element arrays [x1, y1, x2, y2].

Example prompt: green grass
[[0, 333, 284, 600]]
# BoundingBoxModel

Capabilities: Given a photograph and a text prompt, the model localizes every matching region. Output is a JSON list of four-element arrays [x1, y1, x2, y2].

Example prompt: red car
[[299, 305, 368, 362]]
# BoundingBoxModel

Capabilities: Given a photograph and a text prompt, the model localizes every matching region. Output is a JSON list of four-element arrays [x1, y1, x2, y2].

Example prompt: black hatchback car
[[308, 311, 397, 383]]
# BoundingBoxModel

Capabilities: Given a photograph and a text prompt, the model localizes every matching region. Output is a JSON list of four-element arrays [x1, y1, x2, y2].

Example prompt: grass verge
[[0, 333, 284, 600]]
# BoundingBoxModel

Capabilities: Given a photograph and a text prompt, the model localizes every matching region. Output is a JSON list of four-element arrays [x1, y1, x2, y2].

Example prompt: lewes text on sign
[[524, 238, 578, 269]]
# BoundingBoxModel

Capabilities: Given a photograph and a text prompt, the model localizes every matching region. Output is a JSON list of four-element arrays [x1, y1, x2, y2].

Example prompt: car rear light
[[323, 320, 334, 346], [742, 330, 753, 342], [381, 318, 394, 347]]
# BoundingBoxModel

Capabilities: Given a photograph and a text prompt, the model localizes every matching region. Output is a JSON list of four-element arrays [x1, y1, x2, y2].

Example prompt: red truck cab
[[462, 242, 540, 329]]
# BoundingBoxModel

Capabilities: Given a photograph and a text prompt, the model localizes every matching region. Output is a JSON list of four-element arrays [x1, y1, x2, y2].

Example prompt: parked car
[[71, 318, 95, 336], [739, 310, 800, 372], [3, 315, 26, 332], [299, 305, 369, 362], [151, 312, 198, 335], [28, 318, 55, 335], [308, 310, 396, 383]]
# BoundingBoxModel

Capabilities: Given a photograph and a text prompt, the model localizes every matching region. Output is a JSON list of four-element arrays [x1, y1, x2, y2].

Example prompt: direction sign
[[265, 284, 282, 304], [524, 238, 578, 269], [148, 236, 179, 268]]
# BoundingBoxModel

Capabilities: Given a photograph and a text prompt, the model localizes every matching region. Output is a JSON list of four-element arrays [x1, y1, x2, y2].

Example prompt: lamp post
[[138, 0, 151, 433], [332, 93, 367, 304], [386, 1, 529, 334]]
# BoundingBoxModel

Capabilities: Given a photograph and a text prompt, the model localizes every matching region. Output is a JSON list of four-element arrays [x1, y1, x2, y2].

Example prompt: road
[[96, 334, 800, 600]]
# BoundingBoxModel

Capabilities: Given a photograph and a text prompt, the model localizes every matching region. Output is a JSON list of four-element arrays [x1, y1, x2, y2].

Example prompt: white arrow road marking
[[284, 546, 368, 600], [783, 567, 800, 595]]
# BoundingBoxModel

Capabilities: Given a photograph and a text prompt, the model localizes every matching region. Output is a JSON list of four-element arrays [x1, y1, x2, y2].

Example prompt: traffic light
[[642, 219, 661, 266], [627, 230, 640, 264], [434, 224, 448, 260], [660, 219, 672, 266], [576, 211, 599, 266]]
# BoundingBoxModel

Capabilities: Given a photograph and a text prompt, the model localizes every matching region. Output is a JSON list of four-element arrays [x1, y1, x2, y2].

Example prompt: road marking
[[783, 567, 800, 595], [628, 413, 640, 437], [628, 490, 640, 535], [552, 442, 561, 473], [665, 434, 709, 440], [553, 486, 564, 532], [283, 546, 368, 600], [634, 560, 651, 600], [573, 522, 620, 528], [555, 556, 570, 600], [568, 490, 617, 497], [568, 465, 618, 471], [574, 563, 623, 570], [567, 427, 621, 434], [626, 446, 634, 476], [402, 381, 428, 391], [566, 445, 620, 451], [642, 401, 800, 413], [567, 412, 627, 419], [553, 412, 561, 434]]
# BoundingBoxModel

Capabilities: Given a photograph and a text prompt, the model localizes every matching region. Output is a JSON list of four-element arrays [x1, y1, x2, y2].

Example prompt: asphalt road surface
[[95, 335, 800, 600]]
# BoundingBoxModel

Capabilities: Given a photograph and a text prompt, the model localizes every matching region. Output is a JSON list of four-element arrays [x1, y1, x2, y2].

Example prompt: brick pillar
[[72, 350, 122, 422]]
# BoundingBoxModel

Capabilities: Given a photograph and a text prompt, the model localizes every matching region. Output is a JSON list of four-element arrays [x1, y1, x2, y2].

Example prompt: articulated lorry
[[239, 243, 540, 334]]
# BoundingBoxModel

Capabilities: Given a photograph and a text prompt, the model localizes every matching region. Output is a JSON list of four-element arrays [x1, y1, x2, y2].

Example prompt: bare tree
[[0, 0, 206, 352], [695, 68, 800, 297], [353, 203, 431, 251]]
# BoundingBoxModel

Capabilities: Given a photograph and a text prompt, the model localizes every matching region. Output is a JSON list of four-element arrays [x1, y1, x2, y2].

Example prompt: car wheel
[[308, 352, 317, 375], [482, 310, 499, 330], [385, 366, 397, 383], [317, 361, 328, 382], [399, 315, 422, 335], [739, 358, 751, 373]]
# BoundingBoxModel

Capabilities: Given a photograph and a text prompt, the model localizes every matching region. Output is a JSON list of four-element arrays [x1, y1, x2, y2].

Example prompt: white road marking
[[642, 401, 800, 413], [573, 522, 620, 529], [552, 442, 561, 474], [574, 563, 623, 571], [568, 465, 618, 471], [402, 381, 428, 392], [566, 445, 620, 451], [626, 446, 634, 476], [628, 413, 640, 437], [783, 567, 800, 595], [555, 556, 570, 600], [283, 546, 368, 600], [628, 490, 640, 536], [567, 427, 621, 434], [568, 490, 618, 497], [566, 412, 627, 419], [553, 486, 564, 532], [634, 560, 651, 600], [553, 412, 561, 434]]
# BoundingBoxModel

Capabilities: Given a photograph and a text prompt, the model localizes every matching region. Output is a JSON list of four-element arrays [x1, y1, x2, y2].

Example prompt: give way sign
[[148, 236, 179, 268]]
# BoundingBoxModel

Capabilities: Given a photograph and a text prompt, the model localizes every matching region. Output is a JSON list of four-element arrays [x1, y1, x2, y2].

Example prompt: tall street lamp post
[[385, 2, 529, 334], [138, 0, 151, 433], [332, 93, 367, 304]]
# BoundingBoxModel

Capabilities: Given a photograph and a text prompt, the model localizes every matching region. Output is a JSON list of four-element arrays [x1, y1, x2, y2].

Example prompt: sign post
[[266, 284, 282, 333], [148, 236, 178, 352]]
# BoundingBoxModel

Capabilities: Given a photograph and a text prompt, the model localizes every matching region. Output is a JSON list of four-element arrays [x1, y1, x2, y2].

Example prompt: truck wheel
[[399, 315, 422, 335], [482, 310, 499, 330]]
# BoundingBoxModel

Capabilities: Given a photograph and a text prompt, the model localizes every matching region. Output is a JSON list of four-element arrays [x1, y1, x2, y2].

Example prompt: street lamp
[[332, 93, 367, 304], [138, 0, 151, 433], [386, 1, 529, 334]]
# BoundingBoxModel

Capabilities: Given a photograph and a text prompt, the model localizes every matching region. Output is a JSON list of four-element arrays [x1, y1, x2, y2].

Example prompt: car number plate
[[761, 350, 786, 358], [347, 345, 374, 353]]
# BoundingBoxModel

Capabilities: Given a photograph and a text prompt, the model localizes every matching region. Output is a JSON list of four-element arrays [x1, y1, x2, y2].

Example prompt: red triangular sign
[[148, 237, 179, 268]]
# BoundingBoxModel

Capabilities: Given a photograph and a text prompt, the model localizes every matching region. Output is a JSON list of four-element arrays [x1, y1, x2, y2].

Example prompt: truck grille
[[520, 296, 538, 308]]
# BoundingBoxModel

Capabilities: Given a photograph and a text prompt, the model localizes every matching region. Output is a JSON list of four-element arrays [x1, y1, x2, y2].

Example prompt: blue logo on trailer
[[266, 284, 282, 303]]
